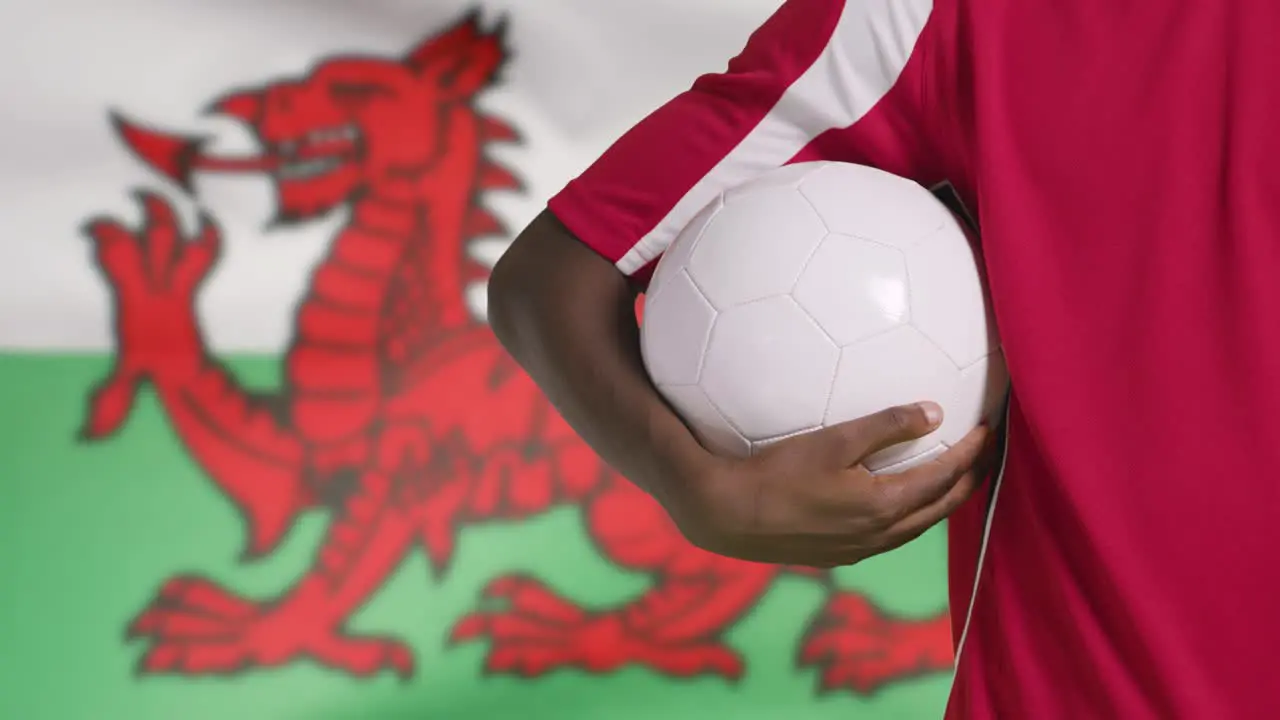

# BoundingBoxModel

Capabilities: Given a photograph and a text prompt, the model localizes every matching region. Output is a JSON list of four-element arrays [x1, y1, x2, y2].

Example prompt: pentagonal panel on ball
[[687, 188, 827, 310], [641, 269, 717, 387], [905, 228, 998, 369], [700, 296, 839, 441], [793, 233, 910, 346], [657, 383, 752, 459], [649, 196, 724, 295], [799, 163, 951, 250], [825, 325, 962, 470], [724, 162, 824, 205]]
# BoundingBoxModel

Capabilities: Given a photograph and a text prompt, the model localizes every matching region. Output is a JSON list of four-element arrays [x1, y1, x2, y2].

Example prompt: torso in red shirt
[[547, 1, 1280, 716]]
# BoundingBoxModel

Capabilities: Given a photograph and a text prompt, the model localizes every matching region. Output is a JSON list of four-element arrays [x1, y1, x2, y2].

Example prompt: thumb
[[810, 402, 944, 467]]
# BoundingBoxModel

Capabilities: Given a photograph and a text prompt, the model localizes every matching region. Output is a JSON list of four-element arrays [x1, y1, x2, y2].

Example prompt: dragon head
[[113, 10, 510, 223]]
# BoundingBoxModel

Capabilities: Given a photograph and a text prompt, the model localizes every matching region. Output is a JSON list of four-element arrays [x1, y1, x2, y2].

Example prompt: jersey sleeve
[[546, 0, 946, 281]]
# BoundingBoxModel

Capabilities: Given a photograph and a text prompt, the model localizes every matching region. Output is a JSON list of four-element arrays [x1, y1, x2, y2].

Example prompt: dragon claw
[[79, 192, 215, 438], [127, 575, 415, 678], [451, 574, 744, 680], [798, 593, 953, 694]]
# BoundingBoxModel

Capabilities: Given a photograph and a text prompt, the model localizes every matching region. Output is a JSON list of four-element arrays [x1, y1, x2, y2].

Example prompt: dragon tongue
[[110, 113, 206, 190], [110, 112, 278, 190], [194, 154, 279, 173]]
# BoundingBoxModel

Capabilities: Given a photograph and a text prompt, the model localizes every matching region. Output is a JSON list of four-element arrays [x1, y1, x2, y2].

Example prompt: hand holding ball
[[640, 162, 1008, 474]]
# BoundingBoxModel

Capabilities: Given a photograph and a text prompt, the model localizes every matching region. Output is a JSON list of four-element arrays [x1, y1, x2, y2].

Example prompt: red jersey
[[548, 0, 1280, 717]]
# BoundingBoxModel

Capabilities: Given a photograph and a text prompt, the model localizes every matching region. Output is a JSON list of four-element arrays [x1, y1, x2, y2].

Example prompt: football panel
[[724, 162, 827, 205], [687, 188, 827, 310], [799, 163, 951, 250], [793, 233, 910, 346], [826, 325, 962, 469], [658, 383, 752, 459], [648, 195, 724, 296], [942, 350, 1011, 445], [641, 269, 717, 387], [905, 222, 999, 368], [700, 296, 840, 441], [868, 442, 947, 475], [750, 425, 822, 456]]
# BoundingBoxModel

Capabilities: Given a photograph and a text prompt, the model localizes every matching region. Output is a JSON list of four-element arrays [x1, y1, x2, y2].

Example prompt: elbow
[[486, 209, 577, 354], [487, 208, 626, 357], [486, 243, 527, 353]]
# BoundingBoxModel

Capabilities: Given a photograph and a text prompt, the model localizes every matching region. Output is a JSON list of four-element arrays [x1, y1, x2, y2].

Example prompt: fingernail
[[919, 402, 943, 426]]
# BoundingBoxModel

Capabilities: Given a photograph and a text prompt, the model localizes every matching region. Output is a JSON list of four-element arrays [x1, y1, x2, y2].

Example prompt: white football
[[640, 161, 1009, 474]]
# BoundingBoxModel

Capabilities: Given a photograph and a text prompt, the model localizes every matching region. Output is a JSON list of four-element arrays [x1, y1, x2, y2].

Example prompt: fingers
[[810, 402, 944, 467], [873, 425, 992, 531], [880, 425, 989, 509], [172, 214, 222, 291], [135, 190, 181, 284], [789, 435, 991, 566], [84, 195, 216, 292], [766, 421, 988, 530], [84, 218, 149, 289], [888, 467, 984, 539], [697, 420, 998, 569]]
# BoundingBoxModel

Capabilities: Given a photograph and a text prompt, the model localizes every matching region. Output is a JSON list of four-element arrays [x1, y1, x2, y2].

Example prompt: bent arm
[[487, 211, 709, 511], [488, 0, 945, 524]]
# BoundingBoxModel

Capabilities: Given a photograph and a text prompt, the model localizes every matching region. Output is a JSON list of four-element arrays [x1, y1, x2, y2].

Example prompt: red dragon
[[79, 11, 953, 692]]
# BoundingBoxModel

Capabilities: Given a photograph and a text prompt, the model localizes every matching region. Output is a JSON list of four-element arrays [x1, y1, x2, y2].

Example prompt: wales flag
[[0, 2, 956, 718]]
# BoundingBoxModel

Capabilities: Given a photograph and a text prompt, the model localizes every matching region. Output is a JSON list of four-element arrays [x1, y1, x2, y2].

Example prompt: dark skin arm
[[488, 210, 993, 567]]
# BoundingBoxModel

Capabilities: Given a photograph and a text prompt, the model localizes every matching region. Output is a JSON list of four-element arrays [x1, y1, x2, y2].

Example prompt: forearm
[[488, 211, 708, 506]]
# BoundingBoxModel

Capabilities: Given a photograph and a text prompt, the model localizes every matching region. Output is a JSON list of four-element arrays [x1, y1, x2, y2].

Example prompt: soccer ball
[[640, 162, 1008, 474]]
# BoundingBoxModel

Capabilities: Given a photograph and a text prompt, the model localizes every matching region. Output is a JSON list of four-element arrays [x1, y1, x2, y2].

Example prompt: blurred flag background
[[0, 2, 954, 718]]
